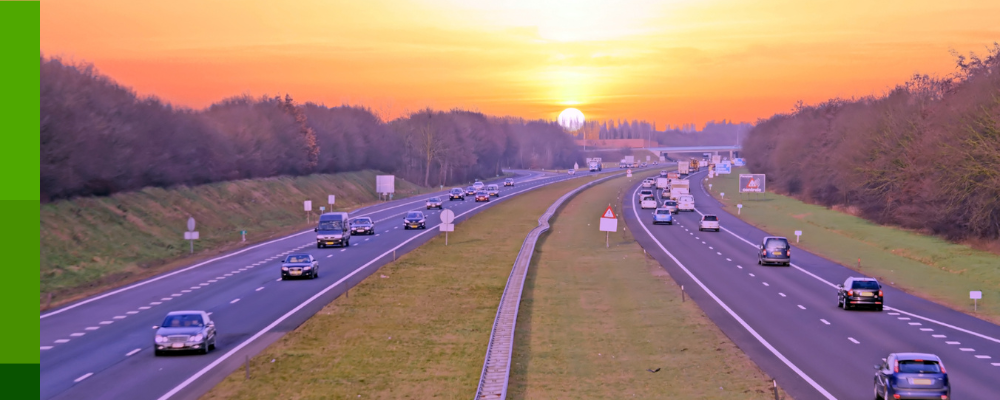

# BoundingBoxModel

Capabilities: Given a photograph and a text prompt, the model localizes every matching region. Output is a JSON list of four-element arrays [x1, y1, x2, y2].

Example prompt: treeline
[[743, 45, 1000, 240], [576, 119, 751, 147], [40, 56, 580, 201]]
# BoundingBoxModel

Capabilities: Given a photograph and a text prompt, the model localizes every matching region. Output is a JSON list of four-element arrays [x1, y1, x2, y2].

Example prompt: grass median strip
[[201, 176, 605, 399], [507, 173, 786, 399], [705, 167, 1000, 324]]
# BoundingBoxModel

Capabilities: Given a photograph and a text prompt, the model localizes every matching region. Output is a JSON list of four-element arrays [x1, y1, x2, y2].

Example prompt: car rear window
[[898, 360, 942, 374], [851, 281, 880, 290], [657, 210, 670, 214], [664, 201, 677, 206], [703, 216, 718, 221], [765, 239, 789, 250]]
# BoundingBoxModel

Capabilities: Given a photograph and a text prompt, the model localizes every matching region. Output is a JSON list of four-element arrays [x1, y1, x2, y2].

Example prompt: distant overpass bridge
[[584, 145, 742, 159]]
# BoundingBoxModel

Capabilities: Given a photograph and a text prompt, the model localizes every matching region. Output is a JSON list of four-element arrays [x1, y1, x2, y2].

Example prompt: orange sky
[[40, 0, 1000, 127]]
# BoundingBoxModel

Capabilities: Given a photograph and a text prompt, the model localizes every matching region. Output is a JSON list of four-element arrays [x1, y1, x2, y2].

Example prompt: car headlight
[[155, 335, 168, 343], [190, 334, 204, 342], [304, 266, 312, 270], [281, 266, 288, 271]]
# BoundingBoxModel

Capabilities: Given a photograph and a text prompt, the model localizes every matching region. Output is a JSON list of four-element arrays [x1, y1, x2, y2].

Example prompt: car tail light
[[939, 362, 946, 373], [892, 395, 900, 400], [762, 250, 767, 256]]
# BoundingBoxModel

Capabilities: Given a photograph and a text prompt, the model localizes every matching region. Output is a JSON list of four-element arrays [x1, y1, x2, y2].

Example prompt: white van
[[678, 195, 695, 212]]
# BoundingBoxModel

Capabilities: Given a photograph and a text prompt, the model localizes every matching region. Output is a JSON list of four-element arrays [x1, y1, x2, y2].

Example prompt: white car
[[640, 195, 657, 209], [639, 189, 654, 198], [699, 214, 720, 232], [641, 179, 654, 188], [568, 169, 575, 175], [473, 181, 485, 190], [678, 195, 695, 212]]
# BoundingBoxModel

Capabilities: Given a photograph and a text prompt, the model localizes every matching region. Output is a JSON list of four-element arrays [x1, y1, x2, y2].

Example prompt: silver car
[[153, 310, 216, 355]]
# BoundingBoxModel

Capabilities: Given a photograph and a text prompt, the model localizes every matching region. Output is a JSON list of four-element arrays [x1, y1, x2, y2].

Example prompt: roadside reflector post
[[681, 285, 685, 302], [709, 183, 712, 191], [720, 192, 725, 199], [794, 230, 802, 243], [773, 379, 779, 400], [737, 204, 743, 215]]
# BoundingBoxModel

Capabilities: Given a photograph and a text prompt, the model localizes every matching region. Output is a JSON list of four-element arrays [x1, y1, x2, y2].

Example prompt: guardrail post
[[773, 379, 779, 400], [245, 355, 250, 380], [681, 285, 685, 302]]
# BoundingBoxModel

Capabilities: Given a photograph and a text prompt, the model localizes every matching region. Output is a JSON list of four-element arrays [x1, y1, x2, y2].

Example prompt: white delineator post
[[599, 205, 618, 248], [737, 203, 743, 215], [795, 230, 802, 243], [184, 217, 199, 254], [304, 200, 312, 223]]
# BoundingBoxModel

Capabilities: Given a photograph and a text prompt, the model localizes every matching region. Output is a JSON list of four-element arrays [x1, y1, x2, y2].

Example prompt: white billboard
[[376, 175, 395, 194]]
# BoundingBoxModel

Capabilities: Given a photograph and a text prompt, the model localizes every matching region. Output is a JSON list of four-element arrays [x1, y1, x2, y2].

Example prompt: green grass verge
[[41, 170, 432, 310], [705, 167, 1000, 324], [200, 175, 607, 399], [507, 172, 786, 399]]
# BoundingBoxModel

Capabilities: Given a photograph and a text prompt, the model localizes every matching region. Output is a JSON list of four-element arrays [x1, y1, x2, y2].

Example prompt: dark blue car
[[874, 353, 949, 400]]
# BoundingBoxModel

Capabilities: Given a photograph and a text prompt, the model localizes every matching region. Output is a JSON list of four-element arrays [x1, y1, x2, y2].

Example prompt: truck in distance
[[677, 161, 689, 175]]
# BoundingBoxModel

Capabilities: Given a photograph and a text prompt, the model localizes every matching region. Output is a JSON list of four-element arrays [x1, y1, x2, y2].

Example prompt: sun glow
[[557, 108, 585, 131]]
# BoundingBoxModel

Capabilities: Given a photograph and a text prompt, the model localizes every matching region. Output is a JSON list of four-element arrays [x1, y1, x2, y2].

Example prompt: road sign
[[971, 290, 983, 311], [626, 168, 632, 177], [717, 161, 732, 174], [187, 217, 196, 232], [304, 200, 312, 211], [646, 155, 651, 161], [794, 230, 802, 243], [602, 206, 616, 219], [600, 206, 617, 232], [440, 209, 456, 224], [376, 175, 395, 195], [440, 223, 455, 232], [328, 195, 336, 205], [184, 231, 200, 240], [739, 174, 766, 193]]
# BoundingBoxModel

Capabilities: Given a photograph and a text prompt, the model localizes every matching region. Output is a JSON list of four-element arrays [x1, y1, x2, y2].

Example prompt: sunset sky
[[40, 0, 1000, 127]]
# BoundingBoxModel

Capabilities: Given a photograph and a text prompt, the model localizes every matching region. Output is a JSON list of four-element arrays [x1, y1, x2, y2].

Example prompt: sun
[[557, 108, 585, 132]]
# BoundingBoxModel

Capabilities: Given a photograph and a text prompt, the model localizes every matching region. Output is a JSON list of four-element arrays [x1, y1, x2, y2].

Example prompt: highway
[[625, 169, 1000, 399], [39, 167, 635, 400]]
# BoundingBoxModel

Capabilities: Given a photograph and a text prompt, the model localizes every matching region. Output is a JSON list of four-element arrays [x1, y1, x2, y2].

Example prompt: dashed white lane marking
[[41, 346, 53, 350], [908, 322, 922, 326], [85, 326, 99, 331], [763, 282, 769, 286], [696, 237, 700, 239], [208, 280, 217, 283], [139, 306, 151, 310], [737, 265, 743, 269], [99, 321, 114, 325], [215, 277, 226, 280], [933, 335, 947, 338], [256, 287, 264, 291], [920, 328, 934, 331], [898, 317, 911, 320], [821, 319, 830, 325], [946, 341, 961, 345], [127, 311, 139, 314], [975, 355, 992, 359], [275, 278, 281, 282], [230, 298, 240, 304], [779, 293, 786, 297], [224, 273, 233, 277], [126, 348, 142, 356], [960, 348, 974, 352], [171, 293, 182, 297], [150, 302, 163, 305], [848, 337, 860, 344], [70, 332, 85, 337], [327, 255, 333, 258], [726, 258, 732, 261], [888, 312, 900, 315], [160, 298, 173, 301], [341, 249, 347, 252], [181, 290, 191, 293], [113, 315, 127, 319], [689, 232, 693, 235], [376, 234, 381, 236], [709, 246, 714, 249], [200, 283, 210, 286], [797, 305, 807, 310], [717, 252, 722, 255], [365, 238, 370, 241], [749, 273, 755, 277], [992, 363, 1000, 366], [74, 373, 93, 383], [55, 339, 70, 344]]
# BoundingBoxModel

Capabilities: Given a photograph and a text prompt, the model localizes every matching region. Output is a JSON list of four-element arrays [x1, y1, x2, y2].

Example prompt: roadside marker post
[[794, 230, 802, 243], [328, 195, 335, 210], [720, 192, 725, 199], [971, 291, 982, 311], [304, 200, 312, 223], [240, 230, 246, 242], [599, 204, 618, 248], [737, 203, 743, 215], [440, 209, 456, 245], [709, 183, 713, 191], [184, 217, 199, 254]]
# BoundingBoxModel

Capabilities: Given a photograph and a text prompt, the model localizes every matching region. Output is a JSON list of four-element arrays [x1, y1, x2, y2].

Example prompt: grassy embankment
[[41, 170, 432, 310], [203, 171, 784, 399], [507, 172, 785, 399], [705, 167, 1000, 324]]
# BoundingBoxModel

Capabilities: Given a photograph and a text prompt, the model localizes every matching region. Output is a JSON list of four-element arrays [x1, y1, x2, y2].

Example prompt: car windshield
[[317, 220, 343, 231], [478, 191, 487, 195], [285, 255, 310, 263], [898, 360, 942, 374], [506, 179, 513, 182], [657, 210, 670, 214], [452, 189, 462, 193], [428, 197, 439, 202], [703, 216, 718, 221], [765, 239, 789, 250], [851, 281, 880, 290], [466, 187, 474, 190], [162, 314, 204, 328], [406, 212, 422, 219], [352, 218, 371, 226]]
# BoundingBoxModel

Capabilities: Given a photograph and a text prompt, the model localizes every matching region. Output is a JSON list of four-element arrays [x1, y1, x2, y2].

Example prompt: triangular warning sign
[[746, 178, 759, 189], [602, 206, 616, 219]]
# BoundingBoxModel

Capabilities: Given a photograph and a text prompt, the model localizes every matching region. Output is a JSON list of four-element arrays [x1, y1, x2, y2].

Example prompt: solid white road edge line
[[74, 373, 93, 383], [629, 184, 836, 400], [155, 173, 573, 400]]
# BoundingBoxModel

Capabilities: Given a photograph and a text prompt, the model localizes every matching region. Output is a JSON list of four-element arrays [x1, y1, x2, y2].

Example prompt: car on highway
[[873, 353, 949, 400], [757, 236, 791, 266], [838, 277, 884, 311], [504, 178, 514, 187], [568, 169, 575, 174], [660, 170, 668, 177], [698, 215, 720, 231], [349, 216, 375, 235], [426, 196, 443, 209], [153, 310, 216, 356], [475, 190, 490, 202], [678, 194, 695, 212], [315, 212, 351, 248], [466, 186, 476, 195], [661, 199, 678, 214], [449, 188, 465, 201], [652, 208, 674, 224], [639, 188, 654, 197], [281, 253, 320, 279], [640, 195, 657, 209], [403, 211, 426, 229], [473, 181, 485, 191], [486, 184, 500, 197], [641, 178, 654, 188]]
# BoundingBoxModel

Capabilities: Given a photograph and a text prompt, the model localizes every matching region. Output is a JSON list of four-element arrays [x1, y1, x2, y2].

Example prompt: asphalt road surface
[[625, 169, 1000, 400], [39, 166, 645, 400]]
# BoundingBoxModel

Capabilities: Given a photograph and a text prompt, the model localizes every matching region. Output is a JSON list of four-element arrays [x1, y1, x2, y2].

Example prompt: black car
[[504, 178, 514, 187], [874, 353, 949, 400], [350, 217, 375, 235], [838, 277, 883, 311], [449, 188, 465, 201], [153, 311, 216, 356], [465, 186, 476, 196], [426, 196, 443, 209], [281, 253, 319, 279], [757, 236, 791, 266], [403, 211, 426, 229]]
